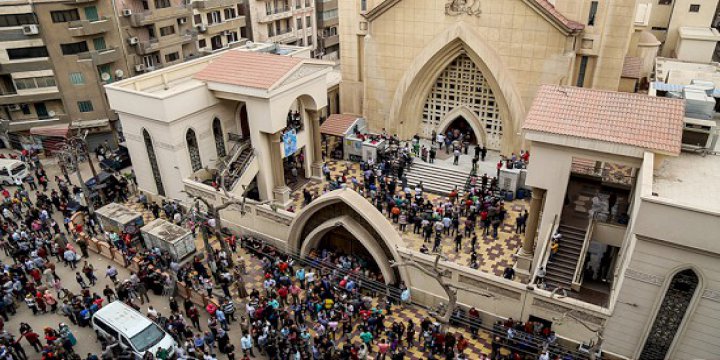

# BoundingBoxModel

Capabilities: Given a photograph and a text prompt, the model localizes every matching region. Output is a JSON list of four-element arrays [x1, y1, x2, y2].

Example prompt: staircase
[[404, 162, 471, 197], [544, 223, 587, 290]]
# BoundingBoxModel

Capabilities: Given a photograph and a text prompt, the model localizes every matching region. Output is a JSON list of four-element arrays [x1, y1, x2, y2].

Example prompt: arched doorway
[[142, 129, 165, 196], [288, 190, 406, 286], [186, 128, 202, 172], [423, 53, 501, 148], [444, 116, 477, 144], [639, 269, 700, 359], [238, 105, 250, 140], [212, 118, 226, 158]]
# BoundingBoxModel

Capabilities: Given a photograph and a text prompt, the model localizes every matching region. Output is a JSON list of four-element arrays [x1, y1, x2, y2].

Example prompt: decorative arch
[[387, 22, 525, 154], [186, 128, 202, 172], [212, 117, 226, 158], [287, 189, 406, 285], [436, 105, 488, 147], [142, 129, 165, 196], [638, 267, 702, 359]]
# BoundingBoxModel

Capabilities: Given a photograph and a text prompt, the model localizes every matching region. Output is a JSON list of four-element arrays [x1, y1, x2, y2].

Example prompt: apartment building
[[191, 0, 250, 55], [315, 0, 338, 59], [246, 0, 317, 49], [0, 2, 66, 140]]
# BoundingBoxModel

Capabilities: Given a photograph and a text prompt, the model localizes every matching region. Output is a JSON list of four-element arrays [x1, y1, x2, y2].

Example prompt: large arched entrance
[[423, 53, 500, 148], [287, 190, 406, 286]]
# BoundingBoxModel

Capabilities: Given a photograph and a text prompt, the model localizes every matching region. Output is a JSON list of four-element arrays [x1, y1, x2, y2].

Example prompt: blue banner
[[283, 129, 297, 157]]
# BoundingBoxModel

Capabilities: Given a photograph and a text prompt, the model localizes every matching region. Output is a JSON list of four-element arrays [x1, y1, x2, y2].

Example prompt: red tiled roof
[[532, 0, 585, 31], [194, 51, 302, 90], [622, 56, 643, 79], [523, 85, 685, 155], [320, 114, 360, 137]]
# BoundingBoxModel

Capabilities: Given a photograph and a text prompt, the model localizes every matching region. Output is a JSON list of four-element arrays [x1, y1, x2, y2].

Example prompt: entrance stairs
[[404, 162, 471, 197], [544, 223, 587, 290]]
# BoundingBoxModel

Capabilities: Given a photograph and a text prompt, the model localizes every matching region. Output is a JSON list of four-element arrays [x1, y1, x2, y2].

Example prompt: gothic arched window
[[212, 118, 226, 158], [186, 128, 202, 172], [143, 129, 165, 196], [639, 269, 699, 359]]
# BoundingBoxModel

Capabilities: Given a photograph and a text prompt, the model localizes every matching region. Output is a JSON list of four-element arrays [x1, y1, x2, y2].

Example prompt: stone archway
[[287, 189, 406, 285], [387, 22, 525, 154], [436, 106, 488, 147]]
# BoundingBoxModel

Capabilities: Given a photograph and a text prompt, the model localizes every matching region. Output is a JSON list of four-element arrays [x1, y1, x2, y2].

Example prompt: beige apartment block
[[246, 0, 317, 49], [115, 0, 198, 75], [316, 0, 339, 59], [0, 2, 66, 136], [190, 0, 250, 55]]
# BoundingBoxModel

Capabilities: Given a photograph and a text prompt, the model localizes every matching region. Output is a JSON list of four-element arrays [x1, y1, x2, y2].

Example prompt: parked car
[[100, 145, 132, 172]]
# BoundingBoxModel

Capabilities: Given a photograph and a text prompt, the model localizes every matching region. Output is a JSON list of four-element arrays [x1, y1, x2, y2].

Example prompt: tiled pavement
[[290, 160, 529, 279]]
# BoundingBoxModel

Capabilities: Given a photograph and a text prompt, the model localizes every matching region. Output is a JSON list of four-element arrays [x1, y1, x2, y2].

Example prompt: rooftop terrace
[[652, 153, 720, 213]]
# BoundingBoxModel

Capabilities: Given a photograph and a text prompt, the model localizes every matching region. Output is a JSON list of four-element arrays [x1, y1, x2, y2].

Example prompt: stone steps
[[404, 161, 471, 197]]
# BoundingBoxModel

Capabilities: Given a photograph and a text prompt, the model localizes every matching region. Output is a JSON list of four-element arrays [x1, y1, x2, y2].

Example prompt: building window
[[51, 9, 80, 23], [164, 52, 180, 62], [212, 118, 226, 158], [576, 56, 589, 87], [224, 8, 237, 19], [69, 72, 85, 85], [658, 0, 672, 4], [297, 18, 302, 30], [305, 0, 311, 7], [361, 0, 367, 12], [143, 129, 165, 196], [211, 35, 223, 50], [588, 1, 598, 26], [98, 64, 112, 83], [154, 0, 171, 9], [84, 6, 99, 22], [207, 11, 221, 25], [322, 9, 338, 21], [92, 37, 106, 51], [689, 4, 700, 12], [227, 31, 238, 43], [307, 36, 312, 46], [14, 77, 56, 90], [199, 39, 207, 48], [61, 41, 89, 55], [296, 0, 301, 9], [268, 24, 275, 37], [20, 104, 31, 115], [159, 25, 175, 36], [186, 128, 202, 172], [306, 15, 311, 28], [77, 100, 93, 113], [640, 269, 699, 359], [0, 13, 37, 27], [7, 46, 48, 60]]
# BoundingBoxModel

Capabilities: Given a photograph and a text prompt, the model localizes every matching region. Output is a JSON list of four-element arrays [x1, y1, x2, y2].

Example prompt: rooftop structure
[[652, 152, 720, 212], [523, 85, 685, 155], [194, 51, 302, 89]]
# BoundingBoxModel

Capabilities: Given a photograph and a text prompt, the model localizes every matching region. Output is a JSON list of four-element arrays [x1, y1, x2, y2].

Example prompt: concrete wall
[[663, 0, 718, 56]]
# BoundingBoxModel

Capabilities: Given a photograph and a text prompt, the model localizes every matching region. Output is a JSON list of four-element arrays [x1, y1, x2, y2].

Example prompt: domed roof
[[638, 30, 661, 46]]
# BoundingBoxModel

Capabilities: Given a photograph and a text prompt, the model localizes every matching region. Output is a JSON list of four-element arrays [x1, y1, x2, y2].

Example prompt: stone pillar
[[269, 131, 291, 208], [515, 188, 546, 281], [309, 110, 324, 180]]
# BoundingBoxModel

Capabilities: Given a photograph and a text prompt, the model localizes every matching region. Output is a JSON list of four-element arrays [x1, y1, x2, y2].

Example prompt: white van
[[92, 301, 176, 359], [0, 159, 29, 185]]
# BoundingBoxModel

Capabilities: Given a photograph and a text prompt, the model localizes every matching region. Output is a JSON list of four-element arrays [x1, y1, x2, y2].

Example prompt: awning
[[29, 123, 69, 137], [71, 119, 109, 129], [320, 114, 361, 137]]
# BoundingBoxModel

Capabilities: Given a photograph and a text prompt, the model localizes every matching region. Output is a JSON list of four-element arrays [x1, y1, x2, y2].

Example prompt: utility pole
[[57, 138, 96, 216]]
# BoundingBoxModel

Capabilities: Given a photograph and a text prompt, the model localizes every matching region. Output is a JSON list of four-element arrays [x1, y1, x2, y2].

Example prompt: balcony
[[206, 16, 247, 34], [78, 47, 122, 65], [0, 88, 62, 106], [191, 0, 238, 9], [129, 5, 190, 27], [136, 38, 160, 55], [8, 115, 69, 132], [0, 59, 52, 74], [271, 29, 297, 43], [68, 17, 112, 37], [322, 34, 338, 47], [316, 0, 337, 11], [259, 7, 293, 23], [137, 34, 195, 55]]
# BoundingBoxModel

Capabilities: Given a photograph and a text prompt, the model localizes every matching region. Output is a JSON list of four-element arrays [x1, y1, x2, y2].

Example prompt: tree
[[390, 252, 493, 323]]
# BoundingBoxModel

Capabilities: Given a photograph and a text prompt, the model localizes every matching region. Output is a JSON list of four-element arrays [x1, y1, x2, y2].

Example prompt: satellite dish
[[101, 72, 111, 81], [48, 110, 56, 117], [246, 41, 254, 48], [115, 69, 124, 78]]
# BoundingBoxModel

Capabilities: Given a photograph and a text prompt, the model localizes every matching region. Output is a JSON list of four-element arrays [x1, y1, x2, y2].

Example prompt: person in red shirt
[[21, 330, 42, 352], [277, 286, 289, 306]]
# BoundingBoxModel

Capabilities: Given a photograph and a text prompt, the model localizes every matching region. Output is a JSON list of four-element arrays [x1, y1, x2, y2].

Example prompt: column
[[309, 110, 324, 179], [269, 131, 291, 207], [514, 187, 545, 281], [520, 188, 545, 256]]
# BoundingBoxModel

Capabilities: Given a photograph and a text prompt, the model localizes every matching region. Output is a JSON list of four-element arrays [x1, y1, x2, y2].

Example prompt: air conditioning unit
[[178, 17, 187, 24], [122, 9, 133, 17], [7, 104, 20, 111], [21, 25, 39, 35], [146, 65, 156, 72], [134, 64, 146, 72], [128, 37, 139, 45], [197, 24, 207, 33]]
